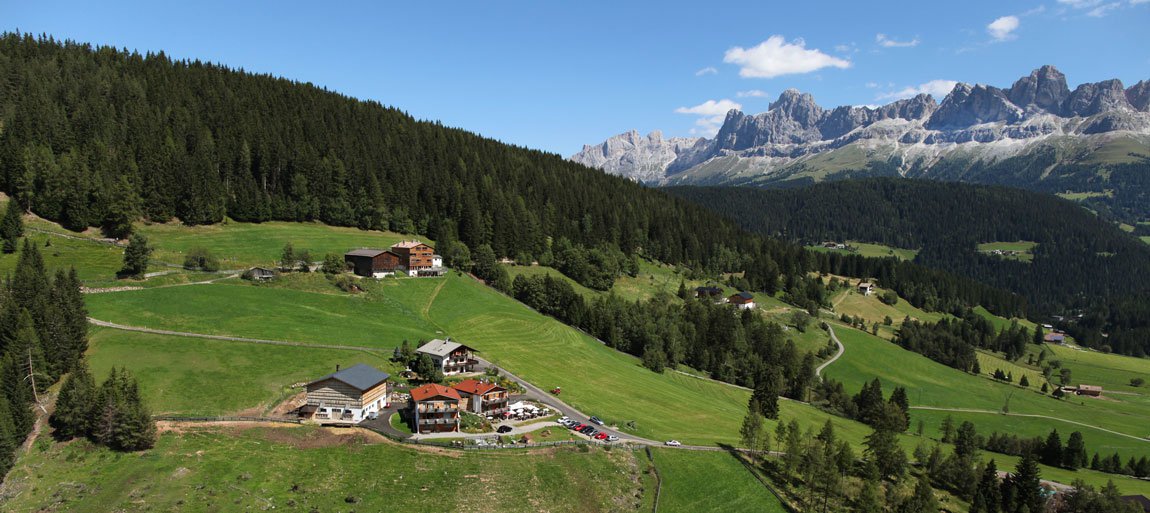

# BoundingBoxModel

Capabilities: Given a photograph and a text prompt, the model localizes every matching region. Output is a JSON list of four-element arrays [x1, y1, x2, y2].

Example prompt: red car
[[573, 424, 587, 431], [594, 432, 609, 440]]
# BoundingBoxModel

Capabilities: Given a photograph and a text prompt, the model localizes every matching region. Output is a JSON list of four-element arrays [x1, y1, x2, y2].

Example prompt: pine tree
[[739, 399, 764, 458], [51, 358, 96, 439], [120, 233, 152, 278], [0, 199, 24, 253], [0, 395, 19, 477], [1041, 429, 1063, 467], [1064, 431, 1087, 470], [12, 239, 49, 313], [899, 472, 938, 513], [1019, 374, 1029, 387], [90, 367, 123, 447], [0, 352, 34, 438], [854, 477, 884, 513], [114, 368, 156, 451], [887, 386, 910, 431], [1008, 451, 1044, 513], [280, 242, 296, 271]]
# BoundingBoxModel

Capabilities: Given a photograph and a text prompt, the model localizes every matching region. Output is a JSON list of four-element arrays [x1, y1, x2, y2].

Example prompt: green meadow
[[86, 327, 398, 416], [651, 449, 787, 513], [2, 426, 641, 513], [807, 241, 919, 261]]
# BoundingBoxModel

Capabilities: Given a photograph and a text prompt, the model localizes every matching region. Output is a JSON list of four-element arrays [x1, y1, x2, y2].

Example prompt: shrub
[[1131, 377, 1145, 387], [182, 247, 220, 272]]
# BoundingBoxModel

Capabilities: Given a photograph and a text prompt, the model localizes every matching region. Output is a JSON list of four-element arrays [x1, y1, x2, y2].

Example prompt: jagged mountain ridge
[[571, 65, 1150, 186]]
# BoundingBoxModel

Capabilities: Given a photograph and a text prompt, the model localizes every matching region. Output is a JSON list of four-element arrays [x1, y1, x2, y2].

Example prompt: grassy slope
[[824, 326, 1150, 460], [1047, 344, 1150, 394], [2, 426, 641, 513], [85, 280, 442, 348], [808, 241, 918, 262], [137, 219, 423, 269], [86, 327, 399, 416], [651, 449, 786, 513]]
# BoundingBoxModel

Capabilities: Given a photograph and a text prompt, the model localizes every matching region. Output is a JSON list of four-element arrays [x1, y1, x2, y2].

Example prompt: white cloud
[[1087, 2, 1121, 16], [878, 79, 959, 101], [695, 66, 718, 76], [987, 16, 1020, 41], [1132, 0, 1149, 5], [675, 99, 742, 136], [736, 89, 770, 98], [1057, 0, 1102, 7], [865, 82, 879, 88], [875, 33, 920, 48], [723, 36, 851, 79]]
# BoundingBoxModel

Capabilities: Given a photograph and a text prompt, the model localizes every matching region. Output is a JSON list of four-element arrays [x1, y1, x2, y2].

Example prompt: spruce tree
[[1041, 429, 1063, 467], [739, 399, 764, 458], [900, 472, 938, 513], [90, 367, 123, 447], [51, 358, 96, 439], [115, 369, 156, 451], [971, 460, 1001, 513], [1008, 451, 1044, 513], [1064, 431, 1087, 470], [854, 477, 883, 513], [12, 239, 49, 313], [0, 352, 34, 438], [120, 233, 152, 278], [0, 395, 18, 477], [0, 199, 23, 254]]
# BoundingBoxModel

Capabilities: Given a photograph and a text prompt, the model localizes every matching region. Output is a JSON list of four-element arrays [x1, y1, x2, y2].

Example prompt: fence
[[645, 446, 663, 512]]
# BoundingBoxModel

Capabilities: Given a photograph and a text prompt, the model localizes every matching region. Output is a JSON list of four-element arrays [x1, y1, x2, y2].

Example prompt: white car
[[665, 440, 682, 447], [558, 416, 570, 424]]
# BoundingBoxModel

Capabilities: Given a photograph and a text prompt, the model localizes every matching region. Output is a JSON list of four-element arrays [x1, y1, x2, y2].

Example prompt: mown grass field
[[85, 280, 442, 348], [0, 216, 125, 284], [86, 327, 398, 416], [975, 350, 1043, 390], [136, 219, 422, 269], [1046, 343, 1150, 394], [2, 426, 643, 513], [507, 259, 729, 304], [84, 271, 869, 446], [976, 241, 1037, 262], [651, 449, 786, 513], [823, 326, 1150, 459], [808, 241, 918, 261], [831, 284, 949, 329]]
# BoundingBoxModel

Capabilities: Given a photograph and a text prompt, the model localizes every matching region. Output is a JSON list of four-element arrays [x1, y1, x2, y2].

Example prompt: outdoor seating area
[[488, 401, 550, 422]]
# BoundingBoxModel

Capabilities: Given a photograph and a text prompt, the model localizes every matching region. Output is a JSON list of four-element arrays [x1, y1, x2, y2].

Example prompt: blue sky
[[2, 0, 1148, 155]]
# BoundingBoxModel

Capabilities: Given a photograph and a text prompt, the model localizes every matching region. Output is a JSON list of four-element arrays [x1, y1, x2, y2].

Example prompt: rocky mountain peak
[[926, 83, 1021, 130], [768, 89, 824, 128], [1008, 65, 1070, 115], [1065, 79, 1133, 117], [1128, 80, 1150, 112]]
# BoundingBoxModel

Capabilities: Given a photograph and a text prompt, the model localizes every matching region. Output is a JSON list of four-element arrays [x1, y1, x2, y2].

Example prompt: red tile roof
[[410, 383, 460, 402], [453, 379, 505, 396]]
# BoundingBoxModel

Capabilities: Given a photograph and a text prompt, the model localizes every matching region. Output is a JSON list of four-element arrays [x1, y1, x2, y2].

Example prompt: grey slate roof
[[307, 363, 390, 391], [345, 248, 387, 258], [416, 339, 477, 358]]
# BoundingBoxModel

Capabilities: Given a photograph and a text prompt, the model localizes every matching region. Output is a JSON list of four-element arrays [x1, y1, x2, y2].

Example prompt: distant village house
[[728, 292, 755, 310], [416, 339, 479, 375], [246, 266, 276, 281], [409, 383, 461, 433], [858, 282, 875, 296], [1075, 384, 1103, 397], [695, 286, 723, 300], [304, 364, 390, 424], [1044, 332, 1065, 344]]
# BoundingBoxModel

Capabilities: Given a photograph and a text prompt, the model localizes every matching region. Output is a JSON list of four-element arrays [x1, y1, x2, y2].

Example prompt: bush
[[880, 290, 899, 306], [183, 247, 220, 272], [1131, 377, 1145, 387]]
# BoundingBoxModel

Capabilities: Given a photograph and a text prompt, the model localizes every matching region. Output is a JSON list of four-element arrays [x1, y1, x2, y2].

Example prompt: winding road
[[815, 325, 845, 377]]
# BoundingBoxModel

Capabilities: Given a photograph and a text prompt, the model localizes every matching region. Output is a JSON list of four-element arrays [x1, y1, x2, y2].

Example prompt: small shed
[[1044, 332, 1065, 344], [1076, 384, 1103, 397], [858, 282, 875, 296], [344, 249, 402, 278], [248, 267, 276, 281]]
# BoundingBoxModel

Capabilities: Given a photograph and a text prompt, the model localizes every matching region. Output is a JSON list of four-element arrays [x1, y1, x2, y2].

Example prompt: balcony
[[417, 405, 458, 413], [418, 417, 458, 425]]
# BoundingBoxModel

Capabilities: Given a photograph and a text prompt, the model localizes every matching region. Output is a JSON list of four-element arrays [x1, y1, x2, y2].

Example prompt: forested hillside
[[669, 179, 1150, 355], [0, 33, 795, 276]]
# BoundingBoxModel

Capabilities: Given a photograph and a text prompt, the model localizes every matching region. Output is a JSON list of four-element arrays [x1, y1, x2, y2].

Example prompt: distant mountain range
[[572, 66, 1150, 218]]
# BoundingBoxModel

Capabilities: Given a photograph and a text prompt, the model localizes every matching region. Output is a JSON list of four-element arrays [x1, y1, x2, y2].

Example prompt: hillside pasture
[[87, 327, 397, 416], [807, 241, 918, 261], [1, 426, 642, 513], [976, 241, 1037, 263], [651, 449, 786, 513]]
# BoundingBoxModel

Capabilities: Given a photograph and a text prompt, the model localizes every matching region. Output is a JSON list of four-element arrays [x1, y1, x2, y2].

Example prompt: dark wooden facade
[[344, 249, 402, 277], [391, 241, 435, 270]]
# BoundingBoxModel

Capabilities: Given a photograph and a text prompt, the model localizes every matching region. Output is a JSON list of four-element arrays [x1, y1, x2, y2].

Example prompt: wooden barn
[[305, 364, 390, 424], [344, 249, 402, 278]]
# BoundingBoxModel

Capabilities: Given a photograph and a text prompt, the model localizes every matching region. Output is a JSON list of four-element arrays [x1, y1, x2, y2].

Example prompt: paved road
[[815, 325, 845, 377]]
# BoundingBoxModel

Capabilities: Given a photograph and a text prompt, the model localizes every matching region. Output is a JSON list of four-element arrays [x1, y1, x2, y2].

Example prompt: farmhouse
[[452, 379, 510, 416], [416, 339, 479, 375], [858, 282, 875, 296], [1075, 384, 1103, 397], [391, 240, 435, 270], [1044, 332, 1065, 344], [728, 292, 755, 310], [409, 383, 461, 433], [304, 364, 390, 424], [344, 248, 402, 278]]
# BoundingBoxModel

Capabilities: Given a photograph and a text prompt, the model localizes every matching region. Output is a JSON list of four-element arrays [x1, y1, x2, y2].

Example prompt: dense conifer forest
[[670, 179, 1150, 355], [0, 33, 798, 276]]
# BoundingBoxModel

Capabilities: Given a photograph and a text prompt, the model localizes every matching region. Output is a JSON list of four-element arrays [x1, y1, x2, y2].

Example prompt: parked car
[[558, 416, 570, 424], [665, 440, 682, 446], [606, 436, 619, 442], [594, 432, 608, 440], [496, 425, 513, 434], [589, 416, 604, 425], [583, 427, 597, 436], [367, 411, 380, 420], [573, 424, 587, 431]]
